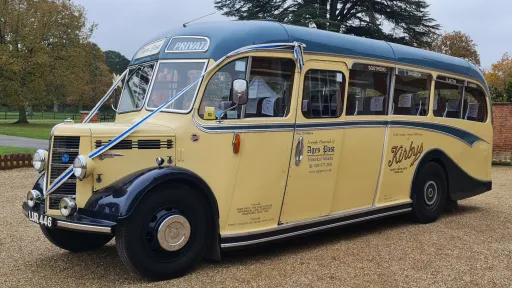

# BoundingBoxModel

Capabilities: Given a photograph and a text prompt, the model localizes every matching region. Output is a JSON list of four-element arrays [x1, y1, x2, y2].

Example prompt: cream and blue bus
[[22, 20, 492, 280]]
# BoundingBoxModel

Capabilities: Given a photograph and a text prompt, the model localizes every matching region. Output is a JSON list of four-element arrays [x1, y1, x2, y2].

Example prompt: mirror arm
[[216, 104, 239, 123]]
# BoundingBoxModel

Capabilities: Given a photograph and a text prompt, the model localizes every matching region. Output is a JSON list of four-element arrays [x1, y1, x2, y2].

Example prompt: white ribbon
[[45, 42, 306, 197]]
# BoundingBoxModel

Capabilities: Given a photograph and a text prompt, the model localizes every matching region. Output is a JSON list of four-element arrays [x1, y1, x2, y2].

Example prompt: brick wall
[[493, 103, 512, 164]]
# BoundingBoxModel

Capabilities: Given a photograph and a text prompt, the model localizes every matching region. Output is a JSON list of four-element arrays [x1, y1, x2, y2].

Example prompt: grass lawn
[[0, 146, 35, 155], [0, 123, 55, 140]]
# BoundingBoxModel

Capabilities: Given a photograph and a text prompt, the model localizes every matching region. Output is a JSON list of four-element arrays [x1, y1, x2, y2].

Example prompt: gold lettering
[[388, 141, 424, 168]]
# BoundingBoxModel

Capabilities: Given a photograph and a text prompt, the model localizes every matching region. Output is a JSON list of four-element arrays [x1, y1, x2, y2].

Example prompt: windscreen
[[146, 61, 207, 112], [118, 63, 156, 113]]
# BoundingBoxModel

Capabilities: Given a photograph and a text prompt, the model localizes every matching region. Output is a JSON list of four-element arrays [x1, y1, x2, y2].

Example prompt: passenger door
[[279, 60, 348, 223]]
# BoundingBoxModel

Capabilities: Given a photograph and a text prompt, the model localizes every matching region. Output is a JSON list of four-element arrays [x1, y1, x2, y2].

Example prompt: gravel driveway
[[1, 167, 511, 287]]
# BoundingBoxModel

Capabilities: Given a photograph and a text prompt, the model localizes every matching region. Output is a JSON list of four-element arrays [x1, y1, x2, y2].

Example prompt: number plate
[[28, 210, 53, 228]]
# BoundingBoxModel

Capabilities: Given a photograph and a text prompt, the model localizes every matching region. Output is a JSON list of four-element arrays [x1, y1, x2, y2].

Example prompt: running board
[[220, 203, 412, 249]]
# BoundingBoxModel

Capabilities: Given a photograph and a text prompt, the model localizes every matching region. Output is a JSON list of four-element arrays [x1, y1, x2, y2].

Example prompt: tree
[[104, 50, 130, 75], [430, 31, 481, 66], [214, 0, 440, 47], [0, 0, 111, 123], [484, 53, 512, 102]]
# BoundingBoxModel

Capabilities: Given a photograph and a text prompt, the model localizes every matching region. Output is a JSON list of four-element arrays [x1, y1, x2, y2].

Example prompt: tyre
[[411, 162, 447, 224], [41, 226, 113, 252], [445, 197, 459, 212], [115, 183, 212, 280]]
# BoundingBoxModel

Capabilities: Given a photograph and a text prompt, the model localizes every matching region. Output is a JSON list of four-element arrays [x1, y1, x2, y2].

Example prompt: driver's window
[[199, 58, 248, 120]]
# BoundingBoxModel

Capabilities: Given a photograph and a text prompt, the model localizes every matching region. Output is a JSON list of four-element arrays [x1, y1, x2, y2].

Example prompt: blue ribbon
[[45, 42, 306, 196]]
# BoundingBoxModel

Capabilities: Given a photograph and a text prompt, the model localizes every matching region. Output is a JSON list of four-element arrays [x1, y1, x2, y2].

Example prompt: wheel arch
[[84, 166, 221, 260], [411, 148, 492, 201]]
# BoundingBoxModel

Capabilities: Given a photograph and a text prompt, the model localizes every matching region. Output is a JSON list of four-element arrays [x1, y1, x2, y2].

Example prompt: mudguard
[[413, 149, 492, 201], [82, 166, 219, 222]]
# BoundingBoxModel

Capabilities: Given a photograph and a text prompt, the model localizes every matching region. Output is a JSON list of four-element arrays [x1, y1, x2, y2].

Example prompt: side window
[[346, 64, 391, 116], [301, 69, 345, 118], [245, 57, 296, 118], [199, 58, 248, 120], [392, 69, 431, 116], [463, 82, 487, 122], [433, 76, 465, 118]]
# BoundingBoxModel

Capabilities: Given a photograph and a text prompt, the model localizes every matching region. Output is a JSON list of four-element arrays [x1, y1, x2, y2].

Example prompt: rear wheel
[[40, 226, 113, 252], [411, 162, 447, 223], [115, 184, 212, 280]]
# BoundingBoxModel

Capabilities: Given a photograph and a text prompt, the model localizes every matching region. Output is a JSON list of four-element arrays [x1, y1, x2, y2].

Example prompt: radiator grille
[[48, 136, 79, 210]]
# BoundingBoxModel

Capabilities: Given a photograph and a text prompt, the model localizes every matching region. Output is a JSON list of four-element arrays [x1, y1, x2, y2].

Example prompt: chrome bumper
[[22, 201, 115, 235]]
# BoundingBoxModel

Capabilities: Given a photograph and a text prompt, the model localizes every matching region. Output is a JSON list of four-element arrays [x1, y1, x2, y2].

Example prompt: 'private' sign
[[166, 36, 210, 53]]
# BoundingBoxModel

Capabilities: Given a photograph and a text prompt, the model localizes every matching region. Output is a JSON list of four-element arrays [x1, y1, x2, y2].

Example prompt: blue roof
[[130, 20, 487, 90]]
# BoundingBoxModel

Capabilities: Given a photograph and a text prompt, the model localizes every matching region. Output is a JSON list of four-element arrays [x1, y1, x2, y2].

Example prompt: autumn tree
[[214, 0, 440, 47], [104, 50, 130, 75], [485, 53, 512, 102], [430, 31, 481, 66], [0, 0, 112, 123]]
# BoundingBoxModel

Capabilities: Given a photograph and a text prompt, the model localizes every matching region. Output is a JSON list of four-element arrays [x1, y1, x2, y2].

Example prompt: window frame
[[390, 68, 433, 117], [433, 75, 467, 119], [346, 62, 394, 116], [117, 61, 157, 114], [244, 56, 297, 119], [198, 54, 297, 121], [462, 81, 488, 123], [301, 68, 346, 119], [143, 59, 209, 114]]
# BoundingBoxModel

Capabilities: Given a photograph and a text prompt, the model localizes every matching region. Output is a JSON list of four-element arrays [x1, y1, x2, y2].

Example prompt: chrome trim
[[373, 126, 389, 206], [221, 208, 412, 248], [193, 115, 295, 133], [165, 36, 210, 53], [56, 221, 112, 234], [222, 201, 412, 238]]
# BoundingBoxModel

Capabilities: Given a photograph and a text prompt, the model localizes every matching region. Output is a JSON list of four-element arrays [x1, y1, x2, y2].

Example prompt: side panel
[[224, 132, 294, 232], [330, 126, 386, 212]]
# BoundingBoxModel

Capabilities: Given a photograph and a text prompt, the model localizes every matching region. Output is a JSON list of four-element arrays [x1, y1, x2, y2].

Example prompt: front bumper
[[22, 201, 115, 235]]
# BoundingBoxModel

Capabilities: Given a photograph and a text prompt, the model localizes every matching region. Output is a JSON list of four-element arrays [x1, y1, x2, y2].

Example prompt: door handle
[[295, 136, 304, 166]]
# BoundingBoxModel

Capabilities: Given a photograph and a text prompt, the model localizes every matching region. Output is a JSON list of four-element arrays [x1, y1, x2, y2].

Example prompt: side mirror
[[231, 79, 248, 105]]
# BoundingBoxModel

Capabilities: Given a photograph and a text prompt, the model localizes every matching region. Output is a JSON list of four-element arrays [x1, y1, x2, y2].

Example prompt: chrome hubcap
[[424, 180, 438, 206], [157, 215, 191, 251]]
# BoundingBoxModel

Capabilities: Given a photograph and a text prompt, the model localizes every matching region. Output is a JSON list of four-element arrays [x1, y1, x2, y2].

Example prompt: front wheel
[[411, 162, 447, 224], [40, 226, 113, 252], [115, 184, 212, 280]]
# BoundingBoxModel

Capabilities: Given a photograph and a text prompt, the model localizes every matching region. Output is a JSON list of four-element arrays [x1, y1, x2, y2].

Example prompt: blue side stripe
[[198, 120, 484, 146]]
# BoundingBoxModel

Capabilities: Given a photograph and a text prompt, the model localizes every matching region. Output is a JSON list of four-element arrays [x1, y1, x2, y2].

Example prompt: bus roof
[[131, 20, 487, 89]]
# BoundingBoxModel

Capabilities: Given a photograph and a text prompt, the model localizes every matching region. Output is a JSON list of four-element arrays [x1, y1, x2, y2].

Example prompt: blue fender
[[82, 166, 219, 222]]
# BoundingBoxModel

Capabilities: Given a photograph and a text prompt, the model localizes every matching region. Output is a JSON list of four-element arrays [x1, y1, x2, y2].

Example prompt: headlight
[[73, 155, 87, 180], [26, 190, 42, 208], [59, 197, 77, 217], [32, 149, 47, 172]]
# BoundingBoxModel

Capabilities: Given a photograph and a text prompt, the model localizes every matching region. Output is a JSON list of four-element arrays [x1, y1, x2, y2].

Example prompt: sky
[[75, 0, 512, 69]]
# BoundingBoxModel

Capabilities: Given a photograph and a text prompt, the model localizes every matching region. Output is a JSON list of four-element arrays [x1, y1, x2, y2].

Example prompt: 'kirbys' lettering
[[388, 141, 424, 168]]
